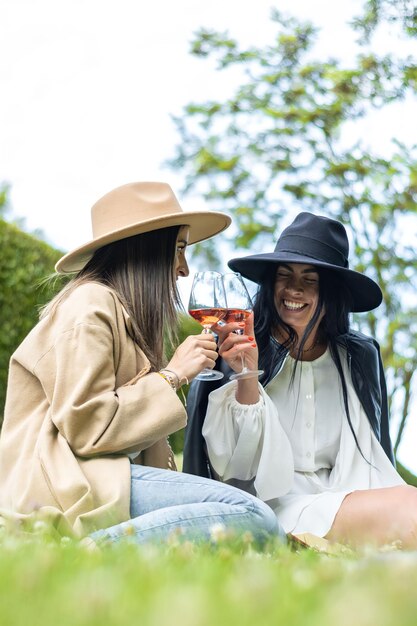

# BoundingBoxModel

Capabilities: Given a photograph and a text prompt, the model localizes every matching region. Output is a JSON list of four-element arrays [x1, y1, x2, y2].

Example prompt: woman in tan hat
[[0, 181, 281, 545], [184, 212, 417, 550]]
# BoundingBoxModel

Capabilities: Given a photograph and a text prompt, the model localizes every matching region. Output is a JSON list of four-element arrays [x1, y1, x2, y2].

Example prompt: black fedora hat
[[228, 212, 382, 313]]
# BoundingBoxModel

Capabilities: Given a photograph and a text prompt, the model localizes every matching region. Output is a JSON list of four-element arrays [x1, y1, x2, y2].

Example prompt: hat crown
[[91, 182, 183, 239], [276, 212, 349, 268]]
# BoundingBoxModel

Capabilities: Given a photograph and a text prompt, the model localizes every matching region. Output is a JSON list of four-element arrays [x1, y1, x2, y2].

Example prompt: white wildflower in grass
[[60, 536, 72, 546], [123, 524, 136, 536], [33, 520, 49, 533], [378, 540, 403, 552], [209, 523, 228, 543], [359, 540, 403, 560]]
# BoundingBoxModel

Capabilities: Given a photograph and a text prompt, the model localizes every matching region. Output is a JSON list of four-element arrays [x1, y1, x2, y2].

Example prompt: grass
[[1, 454, 414, 625], [2, 458, 416, 625], [1, 525, 417, 626]]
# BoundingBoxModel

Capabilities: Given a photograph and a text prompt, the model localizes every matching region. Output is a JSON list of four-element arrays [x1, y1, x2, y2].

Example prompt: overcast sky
[[2, 0, 373, 251], [2, 0, 416, 471]]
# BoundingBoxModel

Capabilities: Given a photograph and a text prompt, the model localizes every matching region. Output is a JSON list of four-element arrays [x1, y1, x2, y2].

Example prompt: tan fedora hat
[[55, 181, 232, 273]]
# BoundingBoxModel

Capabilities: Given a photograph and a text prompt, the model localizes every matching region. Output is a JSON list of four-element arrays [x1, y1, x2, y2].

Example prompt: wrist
[[159, 368, 189, 390], [158, 369, 189, 408], [235, 378, 260, 405]]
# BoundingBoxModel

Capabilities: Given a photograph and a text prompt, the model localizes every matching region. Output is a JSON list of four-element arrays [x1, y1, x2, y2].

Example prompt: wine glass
[[188, 271, 227, 381], [222, 272, 264, 381]]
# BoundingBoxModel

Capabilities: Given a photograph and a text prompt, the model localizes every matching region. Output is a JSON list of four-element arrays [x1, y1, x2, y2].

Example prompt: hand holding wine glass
[[188, 271, 226, 381], [222, 272, 264, 381]]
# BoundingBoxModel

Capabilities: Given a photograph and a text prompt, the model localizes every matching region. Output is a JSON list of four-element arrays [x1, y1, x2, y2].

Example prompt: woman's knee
[[261, 503, 283, 538], [394, 485, 417, 518], [327, 485, 417, 548], [246, 495, 282, 539], [217, 482, 281, 539], [395, 485, 417, 546]]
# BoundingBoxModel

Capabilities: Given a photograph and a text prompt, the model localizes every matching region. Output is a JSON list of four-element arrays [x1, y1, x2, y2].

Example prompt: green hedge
[[0, 220, 63, 422]]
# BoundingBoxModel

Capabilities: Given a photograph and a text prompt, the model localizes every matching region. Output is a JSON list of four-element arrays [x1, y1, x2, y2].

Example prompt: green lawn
[[1, 454, 415, 625], [1, 527, 417, 626]]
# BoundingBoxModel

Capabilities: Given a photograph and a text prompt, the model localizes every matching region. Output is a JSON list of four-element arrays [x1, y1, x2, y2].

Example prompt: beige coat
[[0, 283, 187, 537]]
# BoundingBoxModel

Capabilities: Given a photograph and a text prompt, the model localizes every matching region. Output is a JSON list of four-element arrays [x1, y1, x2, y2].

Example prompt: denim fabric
[[90, 465, 285, 545]]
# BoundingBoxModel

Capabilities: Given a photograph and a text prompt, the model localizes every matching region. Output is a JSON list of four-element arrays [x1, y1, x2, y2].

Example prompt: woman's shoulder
[[340, 330, 381, 356], [345, 329, 379, 345], [65, 281, 116, 305], [57, 282, 122, 326]]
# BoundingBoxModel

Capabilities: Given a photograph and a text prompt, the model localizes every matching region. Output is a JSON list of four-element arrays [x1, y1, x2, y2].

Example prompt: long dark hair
[[41, 225, 182, 371], [253, 265, 366, 456]]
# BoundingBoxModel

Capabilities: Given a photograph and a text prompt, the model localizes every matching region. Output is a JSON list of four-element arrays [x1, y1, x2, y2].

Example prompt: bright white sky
[[1, 0, 416, 472]]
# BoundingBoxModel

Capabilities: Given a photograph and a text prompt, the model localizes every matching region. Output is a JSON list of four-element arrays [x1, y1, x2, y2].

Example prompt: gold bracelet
[[159, 369, 180, 389], [161, 369, 190, 388], [158, 371, 177, 391], [158, 371, 188, 408]]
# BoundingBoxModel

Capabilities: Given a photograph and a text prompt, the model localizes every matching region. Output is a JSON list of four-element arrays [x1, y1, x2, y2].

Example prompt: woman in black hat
[[183, 212, 417, 549]]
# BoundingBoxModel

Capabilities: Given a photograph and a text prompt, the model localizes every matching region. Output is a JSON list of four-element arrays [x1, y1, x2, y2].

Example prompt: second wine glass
[[188, 271, 226, 381], [222, 272, 264, 381]]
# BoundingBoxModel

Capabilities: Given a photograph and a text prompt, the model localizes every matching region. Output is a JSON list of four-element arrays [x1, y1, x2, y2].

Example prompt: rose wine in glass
[[222, 272, 264, 381], [188, 271, 226, 381]]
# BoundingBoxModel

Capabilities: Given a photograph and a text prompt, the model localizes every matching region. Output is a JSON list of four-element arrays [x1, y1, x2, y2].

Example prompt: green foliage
[[0, 219, 64, 422], [169, 11, 416, 256], [0, 182, 10, 217], [396, 460, 417, 487], [168, 3, 417, 454], [1, 532, 417, 626], [352, 0, 417, 41]]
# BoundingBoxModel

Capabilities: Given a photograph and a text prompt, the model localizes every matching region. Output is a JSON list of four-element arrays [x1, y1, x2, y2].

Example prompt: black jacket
[[183, 330, 394, 478]]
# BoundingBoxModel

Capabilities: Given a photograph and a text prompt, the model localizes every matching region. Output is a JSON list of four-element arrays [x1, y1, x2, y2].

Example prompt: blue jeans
[[90, 465, 285, 545]]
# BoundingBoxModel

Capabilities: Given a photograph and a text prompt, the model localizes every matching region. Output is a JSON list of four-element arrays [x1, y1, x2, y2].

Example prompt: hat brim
[[56, 211, 231, 274], [228, 251, 382, 313]]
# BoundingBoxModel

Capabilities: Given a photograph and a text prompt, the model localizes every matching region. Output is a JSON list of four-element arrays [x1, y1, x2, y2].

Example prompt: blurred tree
[[168, 4, 417, 459], [0, 182, 10, 218], [352, 0, 417, 41]]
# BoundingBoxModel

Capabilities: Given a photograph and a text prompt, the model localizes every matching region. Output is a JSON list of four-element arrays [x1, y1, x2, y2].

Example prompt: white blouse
[[202, 348, 404, 537]]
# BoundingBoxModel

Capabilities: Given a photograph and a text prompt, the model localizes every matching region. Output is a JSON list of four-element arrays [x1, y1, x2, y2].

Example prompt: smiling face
[[274, 263, 324, 338]]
